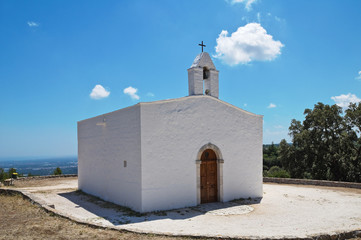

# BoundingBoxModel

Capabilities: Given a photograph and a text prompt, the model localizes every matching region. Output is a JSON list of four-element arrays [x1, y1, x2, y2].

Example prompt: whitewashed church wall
[[139, 96, 263, 212], [78, 105, 142, 212], [221, 108, 263, 201]]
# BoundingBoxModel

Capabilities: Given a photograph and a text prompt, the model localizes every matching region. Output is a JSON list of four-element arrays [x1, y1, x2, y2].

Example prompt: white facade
[[78, 52, 263, 213], [78, 105, 142, 210]]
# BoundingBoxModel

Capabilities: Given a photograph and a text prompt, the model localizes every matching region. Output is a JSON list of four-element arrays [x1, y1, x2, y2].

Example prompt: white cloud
[[331, 93, 361, 109], [267, 103, 276, 108], [229, 0, 257, 11], [90, 84, 110, 100], [124, 86, 140, 100], [27, 21, 39, 27], [356, 71, 361, 80], [214, 23, 284, 65], [274, 125, 284, 129], [146, 92, 155, 97]]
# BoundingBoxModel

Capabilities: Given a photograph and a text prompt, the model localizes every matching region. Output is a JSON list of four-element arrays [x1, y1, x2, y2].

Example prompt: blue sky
[[1, 0, 361, 159]]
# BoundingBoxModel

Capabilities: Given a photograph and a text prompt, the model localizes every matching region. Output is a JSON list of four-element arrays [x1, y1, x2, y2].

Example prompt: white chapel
[[78, 51, 263, 213]]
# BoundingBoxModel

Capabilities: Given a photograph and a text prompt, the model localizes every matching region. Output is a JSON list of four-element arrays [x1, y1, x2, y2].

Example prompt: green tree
[[0, 168, 9, 182], [8, 168, 17, 178], [8, 168, 16, 175], [265, 142, 278, 156], [279, 102, 361, 182], [53, 167, 62, 175], [344, 102, 361, 181], [263, 142, 282, 170]]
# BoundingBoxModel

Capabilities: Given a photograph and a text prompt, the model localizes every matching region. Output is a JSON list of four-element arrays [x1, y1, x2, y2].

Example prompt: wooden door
[[200, 149, 218, 203]]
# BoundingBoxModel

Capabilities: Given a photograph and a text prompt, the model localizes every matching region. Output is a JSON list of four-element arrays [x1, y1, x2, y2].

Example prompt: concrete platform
[[9, 178, 361, 239]]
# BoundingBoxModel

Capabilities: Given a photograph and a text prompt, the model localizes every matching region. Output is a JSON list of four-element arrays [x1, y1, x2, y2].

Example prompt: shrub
[[53, 167, 62, 175], [265, 166, 290, 178]]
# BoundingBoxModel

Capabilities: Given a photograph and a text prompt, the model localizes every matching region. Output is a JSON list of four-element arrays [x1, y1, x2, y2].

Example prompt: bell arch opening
[[203, 67, 210, 79], [203, 67, 210, 95]]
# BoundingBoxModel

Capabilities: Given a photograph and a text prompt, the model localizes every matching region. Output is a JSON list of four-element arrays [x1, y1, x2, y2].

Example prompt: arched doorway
[[200, 149, 218, 203]]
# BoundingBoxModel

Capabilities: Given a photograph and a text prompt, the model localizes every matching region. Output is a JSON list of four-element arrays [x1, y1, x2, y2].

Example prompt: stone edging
[[264, 177, 361, 189], [0, 187, 361, 240], [15, 174, 78, 181]]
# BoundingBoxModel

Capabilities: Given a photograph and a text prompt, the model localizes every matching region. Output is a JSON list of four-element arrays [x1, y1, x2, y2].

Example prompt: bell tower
[[188, 52, 219, 98]]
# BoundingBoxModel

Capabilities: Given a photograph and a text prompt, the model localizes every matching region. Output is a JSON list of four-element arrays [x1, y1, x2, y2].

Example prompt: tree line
[[0, 167, 63, 182], [264, 102, 361, 183]]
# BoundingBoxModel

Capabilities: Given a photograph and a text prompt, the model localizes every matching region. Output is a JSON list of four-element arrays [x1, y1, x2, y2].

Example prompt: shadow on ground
[[59, 190, 261, 226]]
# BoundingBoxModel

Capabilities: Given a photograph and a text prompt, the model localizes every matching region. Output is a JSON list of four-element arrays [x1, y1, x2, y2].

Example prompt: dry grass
[[0, 194, 208, 240], [11, 177, 78, 188]]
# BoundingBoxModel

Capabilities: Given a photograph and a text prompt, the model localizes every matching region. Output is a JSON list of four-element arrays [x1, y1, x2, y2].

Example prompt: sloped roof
[[78, 95, 262, 123], [140, 95, 262, 117]]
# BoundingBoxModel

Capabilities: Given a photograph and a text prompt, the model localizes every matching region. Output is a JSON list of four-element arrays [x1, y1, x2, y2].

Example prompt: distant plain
[[0, 157, 77, 176]]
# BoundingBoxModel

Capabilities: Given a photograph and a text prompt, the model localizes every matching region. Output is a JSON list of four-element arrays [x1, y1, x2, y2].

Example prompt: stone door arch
[[196, 143, 224, 204]]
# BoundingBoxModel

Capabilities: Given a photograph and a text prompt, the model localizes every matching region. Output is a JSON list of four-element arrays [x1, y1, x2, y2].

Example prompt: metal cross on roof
[[198, 41, 206, 52]]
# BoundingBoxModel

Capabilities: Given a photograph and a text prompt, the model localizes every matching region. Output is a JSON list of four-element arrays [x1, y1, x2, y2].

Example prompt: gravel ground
[[0, 193, 205, 240], [4, 177, 361, 239]]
